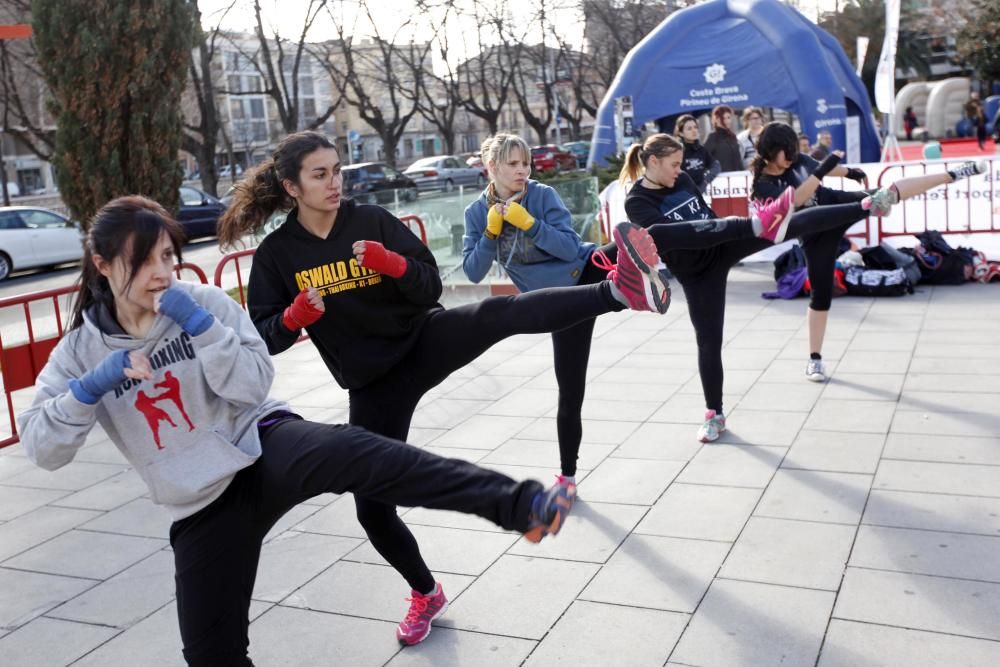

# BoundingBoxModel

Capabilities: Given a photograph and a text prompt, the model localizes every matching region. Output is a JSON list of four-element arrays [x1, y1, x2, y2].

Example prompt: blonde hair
[[482, 133, 532, 181], [741, 106, 764, 125], [618, 133, 683, 186]]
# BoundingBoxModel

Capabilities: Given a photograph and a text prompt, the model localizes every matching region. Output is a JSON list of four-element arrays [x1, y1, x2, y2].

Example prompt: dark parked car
[[178, 186, 227, 240], [342, 162, 418, 205], [531, 145, 577, 172], [562, 141, 591, 168]]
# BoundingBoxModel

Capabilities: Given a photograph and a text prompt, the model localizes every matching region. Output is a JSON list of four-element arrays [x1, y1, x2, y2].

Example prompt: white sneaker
[[697, 410, 726, 442], [949, 160, 987, 181], [805, 358, 828, 382]]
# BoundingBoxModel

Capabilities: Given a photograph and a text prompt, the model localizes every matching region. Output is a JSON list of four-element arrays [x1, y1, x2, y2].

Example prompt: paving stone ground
[[1, 266, 999, 666]]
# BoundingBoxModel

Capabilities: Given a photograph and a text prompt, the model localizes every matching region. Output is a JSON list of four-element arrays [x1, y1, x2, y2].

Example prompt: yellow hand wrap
[[485, 205, 504, 239], [504, 201, 535, 231]]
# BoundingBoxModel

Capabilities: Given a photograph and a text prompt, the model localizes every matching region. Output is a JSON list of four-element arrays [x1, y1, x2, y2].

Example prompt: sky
[[199, 0, 589, 69]]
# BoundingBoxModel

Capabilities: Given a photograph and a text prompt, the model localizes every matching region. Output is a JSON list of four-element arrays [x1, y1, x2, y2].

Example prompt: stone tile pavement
[[1, 266, 1000, 666]]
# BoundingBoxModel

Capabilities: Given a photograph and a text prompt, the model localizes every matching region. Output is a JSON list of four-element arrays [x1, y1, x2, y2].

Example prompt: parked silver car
[[403, 155, 486, 192], [0, 207, 84, 281]]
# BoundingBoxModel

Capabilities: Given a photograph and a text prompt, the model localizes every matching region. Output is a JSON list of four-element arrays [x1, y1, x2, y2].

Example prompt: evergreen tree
[[956, 0, 1000, 84], [33, 1, 193, 226]]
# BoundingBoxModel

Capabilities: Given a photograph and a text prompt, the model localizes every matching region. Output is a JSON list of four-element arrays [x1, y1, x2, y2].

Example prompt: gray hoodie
[[18, 282, 289, 520]]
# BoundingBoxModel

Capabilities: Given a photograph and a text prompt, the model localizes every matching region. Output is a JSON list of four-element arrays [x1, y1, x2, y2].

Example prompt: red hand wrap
[[359, 241, 407, 278], [282, 290, 324, 332]]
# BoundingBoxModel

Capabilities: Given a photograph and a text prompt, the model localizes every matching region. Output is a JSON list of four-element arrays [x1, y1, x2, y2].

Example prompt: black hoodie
[[248, 199, 443, 389]]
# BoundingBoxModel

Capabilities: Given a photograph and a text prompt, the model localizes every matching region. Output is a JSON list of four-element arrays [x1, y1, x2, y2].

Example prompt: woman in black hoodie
[[676, 114, 719, 193], [704, 104, 743, 172]]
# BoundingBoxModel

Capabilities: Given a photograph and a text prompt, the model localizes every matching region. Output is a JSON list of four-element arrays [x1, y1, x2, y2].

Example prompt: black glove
[[844, 167, 866, 183], [811, 153, 841, 180]]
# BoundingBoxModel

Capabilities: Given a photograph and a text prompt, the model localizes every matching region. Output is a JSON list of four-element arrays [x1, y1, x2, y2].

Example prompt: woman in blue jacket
[[464, 133, 798, 482]]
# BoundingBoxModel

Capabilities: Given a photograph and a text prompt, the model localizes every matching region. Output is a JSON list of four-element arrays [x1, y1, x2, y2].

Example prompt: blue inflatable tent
[[589, 0, 882, 166]]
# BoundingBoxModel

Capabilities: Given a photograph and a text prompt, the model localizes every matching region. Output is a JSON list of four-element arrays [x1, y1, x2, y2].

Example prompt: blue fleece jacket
[[463, 180, 595, 293]]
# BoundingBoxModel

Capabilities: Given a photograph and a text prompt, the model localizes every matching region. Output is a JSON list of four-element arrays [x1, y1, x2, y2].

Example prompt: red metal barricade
[[400, 214, 427, 246], [874, 158, 997, 244], [0, 263, 208, 448]]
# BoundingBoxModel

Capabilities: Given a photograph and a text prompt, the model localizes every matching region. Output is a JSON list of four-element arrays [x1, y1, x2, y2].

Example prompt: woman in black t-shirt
[[621, 133, 881, 442], [676, 114, 719, 193], [749, 122, 986, 383]]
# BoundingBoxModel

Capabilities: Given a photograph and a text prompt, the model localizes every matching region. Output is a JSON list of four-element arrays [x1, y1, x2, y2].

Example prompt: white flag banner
[[874, 0, 900, 114], [856, 36, 870, 76]]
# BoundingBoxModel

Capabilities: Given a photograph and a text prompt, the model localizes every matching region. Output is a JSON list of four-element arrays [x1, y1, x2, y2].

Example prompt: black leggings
[[801, 190, 868, 311], [349, 215, 772, 585], [677, 201, 869, 414], [171, 418, 541, 666], [348, 281, 620, 593], [548, 215, 765, 476]]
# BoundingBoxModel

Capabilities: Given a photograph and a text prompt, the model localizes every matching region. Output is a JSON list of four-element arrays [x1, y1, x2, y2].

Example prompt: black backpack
[[861, 243, 922, 286], [843, 266, 913, 297]]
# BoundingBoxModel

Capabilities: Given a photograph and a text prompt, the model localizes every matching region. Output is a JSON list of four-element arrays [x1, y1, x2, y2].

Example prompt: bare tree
[[580, 0, 679, 90], [508, 2, 556, 146], [401, 5, 462, 154], [455, 0, 521, 136], [225, 0, 342, 135], [0, 0, 54, 161], [318, 1, 429, 167], [182, 0, 232, 196], [550, 39, 594, 141]]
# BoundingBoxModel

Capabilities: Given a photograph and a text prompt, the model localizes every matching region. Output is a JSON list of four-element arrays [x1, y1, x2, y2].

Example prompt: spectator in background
[[704, 105, 743, 172], [737, 107, 766, 168], [965, 94, 987, 150], [675, 114, 719, 193], [903, 106, 918, 140], [810, 130, 833, 160], [798, 132, 812, 155]]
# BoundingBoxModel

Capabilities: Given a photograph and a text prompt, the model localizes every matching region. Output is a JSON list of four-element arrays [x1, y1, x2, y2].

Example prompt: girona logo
[[703, 63, 726, 85]]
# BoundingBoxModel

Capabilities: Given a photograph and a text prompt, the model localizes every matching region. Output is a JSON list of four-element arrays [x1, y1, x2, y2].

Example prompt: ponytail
[[618, 143, 645, 186], [216, 130, 337, 249], [617, 133, 684, 187], [216, 159, 289, 249], [749, 154, 767, 201]]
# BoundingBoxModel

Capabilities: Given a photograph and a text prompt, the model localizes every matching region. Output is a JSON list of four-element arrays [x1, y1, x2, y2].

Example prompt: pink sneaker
[[396, 582, 449, 645], [696, 410, 726, 443], [755, 186, 796, 243], [597, 223, 671, 313]]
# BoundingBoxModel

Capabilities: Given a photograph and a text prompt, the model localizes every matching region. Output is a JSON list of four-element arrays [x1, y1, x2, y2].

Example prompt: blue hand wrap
[[69, 349, 131, 405], [158, 286, 214, 336]]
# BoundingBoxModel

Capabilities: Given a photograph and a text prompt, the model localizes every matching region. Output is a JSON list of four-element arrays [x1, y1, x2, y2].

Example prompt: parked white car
[[0, 207, 84, 280], [403, 155, 486, 192]]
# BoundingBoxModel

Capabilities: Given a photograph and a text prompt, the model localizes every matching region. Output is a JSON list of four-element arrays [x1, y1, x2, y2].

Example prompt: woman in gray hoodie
[[18, 195, 578, 666]]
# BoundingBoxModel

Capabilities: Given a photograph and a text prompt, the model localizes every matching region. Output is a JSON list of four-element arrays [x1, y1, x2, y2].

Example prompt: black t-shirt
[[751, 153, 846, 209], [248, 199, 443, 389], [625, 172, 730, 277], [682, 141, 714, 189]]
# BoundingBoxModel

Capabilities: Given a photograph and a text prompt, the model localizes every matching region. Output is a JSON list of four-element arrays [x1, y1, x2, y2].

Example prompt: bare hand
[[152, 278, 175, 313], [352, 240, 367, 266], [833, 150, 845, 158], [124, 351, 153, 381], [304, 286, 325, 312]]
